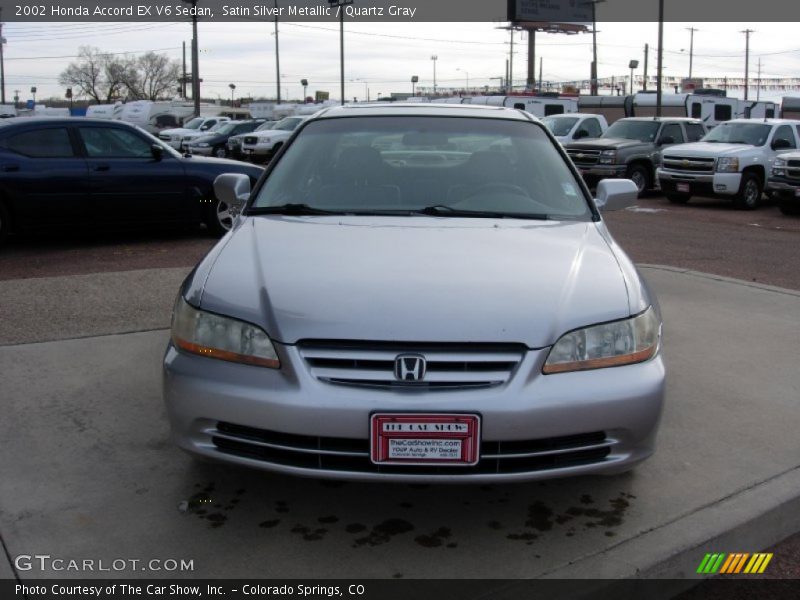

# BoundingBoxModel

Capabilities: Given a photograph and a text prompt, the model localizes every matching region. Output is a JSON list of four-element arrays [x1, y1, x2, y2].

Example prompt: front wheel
[[666, 193, 691, 204], [626, 164, 651, 197], [206, 198, 235, 236], [733, 172, 762, 210], [213, 146, 227, 158]]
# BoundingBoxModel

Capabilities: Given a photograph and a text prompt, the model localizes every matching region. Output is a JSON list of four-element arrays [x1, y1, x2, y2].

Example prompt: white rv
[[465, 95, 579, 117], [633, 92, 777, 127], [85, 103, 124, 120]]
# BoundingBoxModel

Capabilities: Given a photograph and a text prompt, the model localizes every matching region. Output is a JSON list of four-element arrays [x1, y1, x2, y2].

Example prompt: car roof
[[311, 103, 535, 122], [543, 112, 601, 118], [722, 118, 800, 125], [619, 117, 704, 123], [0, 117, 138, 128]]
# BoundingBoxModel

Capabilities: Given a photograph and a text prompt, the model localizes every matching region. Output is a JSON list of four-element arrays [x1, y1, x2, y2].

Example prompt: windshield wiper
[[415, 205, 549, 220], [249, 203, 344, 216]]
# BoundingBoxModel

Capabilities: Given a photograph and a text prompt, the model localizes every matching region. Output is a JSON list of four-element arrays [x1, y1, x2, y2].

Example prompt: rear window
[[1, 128, 74, 158], [251, 116, 591, 220]]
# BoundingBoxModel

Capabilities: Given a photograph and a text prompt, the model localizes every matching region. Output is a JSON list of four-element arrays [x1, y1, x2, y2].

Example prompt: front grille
[[297, 340, 524, 390], [566, 148, 601, 165], [661, 155, 715, 174], [211, 421, 612, 475], [243, 136, 258, 145], [787, 159, 800, 180]]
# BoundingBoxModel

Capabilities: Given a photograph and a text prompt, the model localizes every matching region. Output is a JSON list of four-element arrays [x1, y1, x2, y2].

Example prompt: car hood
[[567, 137, 648, 151], [198, 217, 635, 347], [661, 142, 755, 157]]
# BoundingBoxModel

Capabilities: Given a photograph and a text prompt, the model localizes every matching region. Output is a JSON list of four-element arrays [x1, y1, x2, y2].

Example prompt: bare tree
[[123, 52, 181, 101], [60, 47, 179, 103]]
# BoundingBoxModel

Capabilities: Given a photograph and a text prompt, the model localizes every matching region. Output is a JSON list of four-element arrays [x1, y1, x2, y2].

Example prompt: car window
[[660, 123, 685, 144], [541, 116, 578, 137], [544, 104, 565, 116], [685, 123, 706, 142], [772, 125, 796, 149], [583, 118, 603, 138], [603, 120, 660, 142], [1, 128, 75, 158], [714, 105, 732, 122], [691, 103, 702, 118], [79, 127, 153, 158], [183, 117, 203, 129], [251, 116, 592, 220], [273, 118, 303, 131], [702, 122, 771, 146]]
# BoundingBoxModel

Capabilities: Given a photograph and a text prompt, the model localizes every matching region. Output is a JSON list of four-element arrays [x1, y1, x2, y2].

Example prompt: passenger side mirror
[[595, 179, 638, 212], [658, 136, 675, 146], [214, 173, 250, 210], [573, 129, 589, 140], [772, 138, 792, 150], [151, 144, 163, 161]]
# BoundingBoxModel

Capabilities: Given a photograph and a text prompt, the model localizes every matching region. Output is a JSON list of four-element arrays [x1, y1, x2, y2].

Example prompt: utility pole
[[538, 56, 542, 94], [656, 0, 663, 116], [742, 29, 754, 101], [328, 0, 352, 105], [527, 29, 535, 91], [584, 0, 605, 96], [0, 8, 5, 104], [757, 57, 761, 101], [643, 43, 648, 91], [686, 27, 697, 80], [182, 41, 187, 98], [509, 28, 514, 93], [180, 0, 201, 116], [274, 0, 281, 104]]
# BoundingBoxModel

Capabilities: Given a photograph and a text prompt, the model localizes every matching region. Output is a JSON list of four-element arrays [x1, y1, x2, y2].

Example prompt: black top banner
[[0, 0, 799, 22]]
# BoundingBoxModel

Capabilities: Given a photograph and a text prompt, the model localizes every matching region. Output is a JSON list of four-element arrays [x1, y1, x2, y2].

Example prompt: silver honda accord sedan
[[163, 103, 665, 482]]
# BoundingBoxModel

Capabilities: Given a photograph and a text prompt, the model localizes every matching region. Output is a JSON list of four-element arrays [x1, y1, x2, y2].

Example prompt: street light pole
[[742, 28, 754, 101], [229, 83, 236, 107], [181, 0, 201, 117], [628, 59, 639, 95], [656, 0, 663, 116], [583, 0, 605, 96], [0, 8, 6, 105], [328, 0, 353, 105], [411, 75, 418, 96], [431, 55, 438, 95], [274, 0, 281, 104]]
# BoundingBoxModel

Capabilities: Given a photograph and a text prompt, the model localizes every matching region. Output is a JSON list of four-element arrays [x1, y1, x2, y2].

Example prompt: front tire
[[733, 172, 762, 210], [213, 146, 227, 158], [626, 164, 651, 197]]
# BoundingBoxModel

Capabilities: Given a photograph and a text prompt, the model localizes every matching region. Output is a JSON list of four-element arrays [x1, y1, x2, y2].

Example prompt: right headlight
[[598, 149, 617, 164], [543, 306, 660, 374], [171, 296, 280, 369]]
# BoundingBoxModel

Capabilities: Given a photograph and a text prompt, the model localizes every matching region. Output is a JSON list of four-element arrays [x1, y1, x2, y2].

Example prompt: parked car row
[[561, 115, 800, 212]]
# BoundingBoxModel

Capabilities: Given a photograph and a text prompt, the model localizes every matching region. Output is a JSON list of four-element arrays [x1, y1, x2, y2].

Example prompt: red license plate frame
[[370, 413, 480, 466]]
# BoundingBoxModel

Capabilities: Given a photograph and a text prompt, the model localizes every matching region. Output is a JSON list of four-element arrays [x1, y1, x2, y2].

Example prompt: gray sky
[[3, 21, 799, 103]]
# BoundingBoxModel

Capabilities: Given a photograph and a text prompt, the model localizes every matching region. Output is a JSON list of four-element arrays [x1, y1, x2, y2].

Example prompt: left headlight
[[598, 150, 617, 164], [716, 157, 739, 173], [543, 306, 660, 374], [772, 157, 787, 176], [171, 296, 280, 369]]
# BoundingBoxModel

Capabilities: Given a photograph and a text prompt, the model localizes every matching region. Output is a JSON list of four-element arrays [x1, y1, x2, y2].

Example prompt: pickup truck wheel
[[626, 164, 651, 196], [734, 173, 762, 210], [666, 193, 691, 204], [213, 146, 227, 158]]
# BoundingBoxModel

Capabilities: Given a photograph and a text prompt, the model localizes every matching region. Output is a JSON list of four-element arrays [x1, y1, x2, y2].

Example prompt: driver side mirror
[[151, 144, 163, 161], [772, 138, 792, 150], [573, 129, 589, 140], [214, 173, 250, 212]]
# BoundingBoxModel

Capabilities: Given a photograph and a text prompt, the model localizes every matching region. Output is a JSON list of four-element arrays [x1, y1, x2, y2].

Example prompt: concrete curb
[[638, 264, 800, 298]]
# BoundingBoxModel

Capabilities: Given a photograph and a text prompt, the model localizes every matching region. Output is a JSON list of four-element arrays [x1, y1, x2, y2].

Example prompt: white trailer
[[85, 103, 124, 120]]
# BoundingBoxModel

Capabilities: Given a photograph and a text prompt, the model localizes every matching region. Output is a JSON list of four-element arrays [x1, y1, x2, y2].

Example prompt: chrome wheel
[[630, 170, 646, 193], [214, 146, 227, 158], [743, 179, 760, 207], [216, 200, 234, 231]]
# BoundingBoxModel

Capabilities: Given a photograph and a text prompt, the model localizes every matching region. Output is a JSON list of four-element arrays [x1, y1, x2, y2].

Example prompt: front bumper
[[573, 164, 627, 180], [766, 177, 800, 197], [241, 144, 273, 157], [163, 341, 665, 483], [657, 169, 741, 196], [186, 146, 214, 156]]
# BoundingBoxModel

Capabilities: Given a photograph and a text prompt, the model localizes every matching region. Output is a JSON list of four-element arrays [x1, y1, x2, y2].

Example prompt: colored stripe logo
[[697, 552, 773, 574]]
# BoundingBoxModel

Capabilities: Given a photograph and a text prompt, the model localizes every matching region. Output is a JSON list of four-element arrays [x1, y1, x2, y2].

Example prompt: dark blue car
[[0, 117, 264, 243]]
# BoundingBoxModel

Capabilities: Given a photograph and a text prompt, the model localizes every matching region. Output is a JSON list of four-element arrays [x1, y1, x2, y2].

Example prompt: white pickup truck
[[767, 151, 800, 215], [158, 116, 230, 149], [541, 113, 608, 145], [656, 118, 800, 209]]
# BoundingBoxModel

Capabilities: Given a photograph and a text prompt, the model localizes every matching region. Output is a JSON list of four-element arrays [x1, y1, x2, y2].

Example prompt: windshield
[[255, 121, 276, 131], [702, 122, 771, 146], [183, 117, 203, 130], [542, 116, 579, 137], [215, 122, 239, 135], [603, 120, 661, 142], [274, 117, 303, 131], [250, 116, 592, 220]]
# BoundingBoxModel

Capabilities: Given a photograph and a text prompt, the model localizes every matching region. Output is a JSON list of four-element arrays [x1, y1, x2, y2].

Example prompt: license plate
[[370, 413, 480, 466], [677, 183, 690, 193]]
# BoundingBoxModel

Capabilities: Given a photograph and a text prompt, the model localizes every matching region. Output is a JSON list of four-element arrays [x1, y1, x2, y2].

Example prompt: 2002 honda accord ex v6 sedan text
[[163, 103, 665, 483]]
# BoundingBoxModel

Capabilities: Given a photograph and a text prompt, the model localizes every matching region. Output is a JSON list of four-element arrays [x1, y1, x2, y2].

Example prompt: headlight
[[171, 296, 280, 369], [772, 157, 787, 176], [543, 306, 660, 374], [598, 150, 617, 164], [716, 157, 739, 173]]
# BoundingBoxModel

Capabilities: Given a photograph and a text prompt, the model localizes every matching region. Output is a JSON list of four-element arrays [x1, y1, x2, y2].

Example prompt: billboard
[[508, 0, 592, 29]]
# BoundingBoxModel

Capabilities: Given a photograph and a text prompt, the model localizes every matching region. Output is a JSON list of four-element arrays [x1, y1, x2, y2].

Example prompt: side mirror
[[200, 124, 210, 131], [573, 129, 589, 140], [658, 135, 675, 146], [595, 179, 638, 212], [214, 173, 250, 211], [151, 144, 163, 161], [772, 138, 792, 150]]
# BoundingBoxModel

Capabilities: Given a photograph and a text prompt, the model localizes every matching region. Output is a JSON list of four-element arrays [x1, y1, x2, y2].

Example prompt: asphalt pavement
[[1, 264, 798, 591]]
